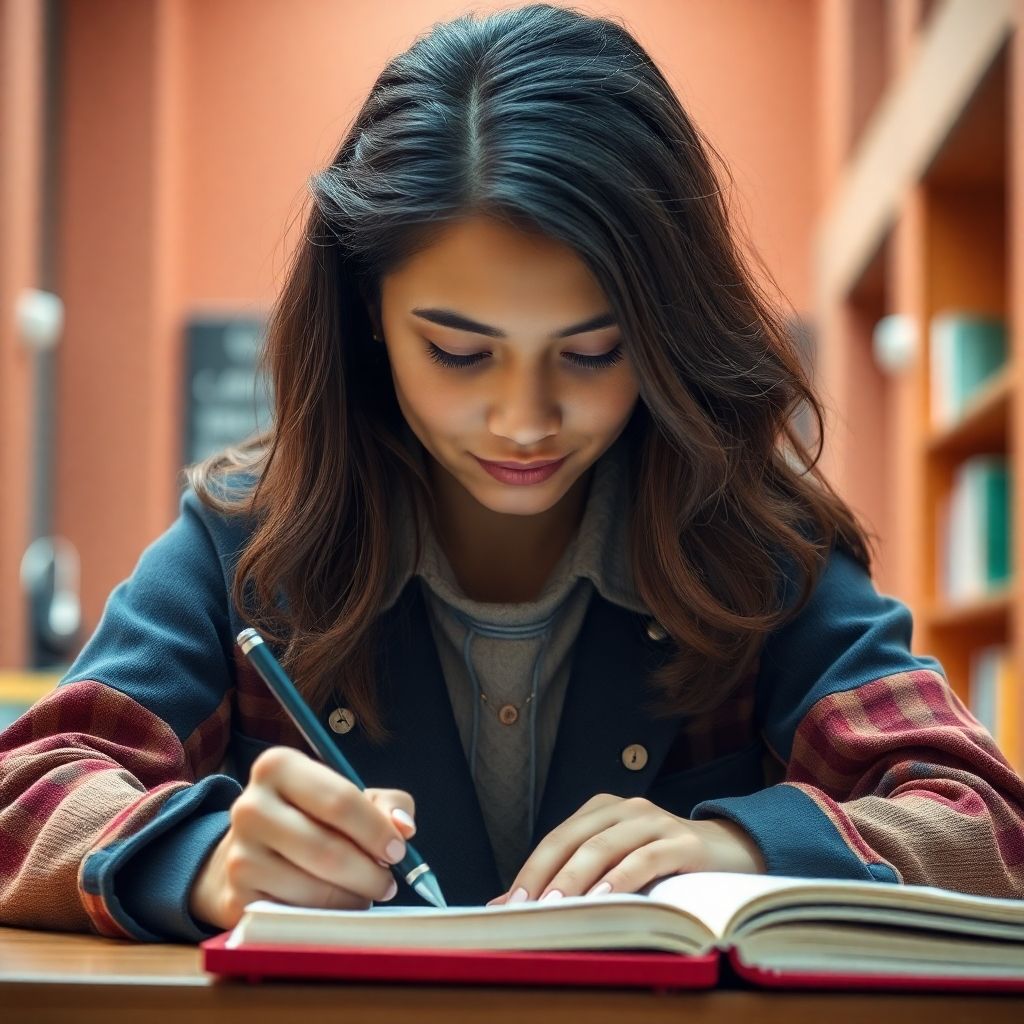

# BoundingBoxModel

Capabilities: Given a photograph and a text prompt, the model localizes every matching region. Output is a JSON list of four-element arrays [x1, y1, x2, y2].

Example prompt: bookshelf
[[815, 0, 1022, 772]]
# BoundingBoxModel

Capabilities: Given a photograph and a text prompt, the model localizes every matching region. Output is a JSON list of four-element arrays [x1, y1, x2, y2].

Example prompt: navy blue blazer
[[44, 481, 975, 943]]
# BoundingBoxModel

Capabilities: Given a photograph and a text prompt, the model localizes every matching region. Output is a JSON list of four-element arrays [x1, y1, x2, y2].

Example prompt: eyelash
[[424, 341, 625, 371]]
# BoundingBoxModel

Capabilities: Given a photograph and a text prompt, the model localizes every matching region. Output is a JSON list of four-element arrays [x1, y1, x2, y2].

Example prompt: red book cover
[[200, 933, 720, 990], [725, 948, 1024, 994]]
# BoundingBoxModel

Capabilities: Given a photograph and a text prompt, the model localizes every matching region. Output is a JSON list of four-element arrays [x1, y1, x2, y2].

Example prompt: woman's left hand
[[486, 793, 766, 905]]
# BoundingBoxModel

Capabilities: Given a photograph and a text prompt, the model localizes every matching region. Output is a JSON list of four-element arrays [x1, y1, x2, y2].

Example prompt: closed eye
[[424, 341, 624, 371]]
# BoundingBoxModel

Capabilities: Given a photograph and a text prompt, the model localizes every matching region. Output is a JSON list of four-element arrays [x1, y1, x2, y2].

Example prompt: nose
[[486, 363, 561, 448]]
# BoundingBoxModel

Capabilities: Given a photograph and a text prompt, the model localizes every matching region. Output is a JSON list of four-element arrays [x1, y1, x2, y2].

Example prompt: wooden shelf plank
[[925, 586, 1013, 631], [815, 0, 1014, 310], [926, 363, 1013, 458]]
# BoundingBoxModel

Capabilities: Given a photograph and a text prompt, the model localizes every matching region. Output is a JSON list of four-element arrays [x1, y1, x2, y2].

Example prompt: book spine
[[984, 460, 1010, 587], [941, 455, 1011, 602], [968, 644, 1020, 772], [929, 313, 1008, 428], [969, 644, 1002, 735], [929, 314, 952, 430]]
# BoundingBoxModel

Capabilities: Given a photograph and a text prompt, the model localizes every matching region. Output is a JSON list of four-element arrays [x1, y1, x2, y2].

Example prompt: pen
[[235, 627, 448, 909]]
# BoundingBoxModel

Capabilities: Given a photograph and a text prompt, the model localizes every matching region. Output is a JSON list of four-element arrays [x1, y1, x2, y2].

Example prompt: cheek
[[390, 359, 464, 428], [580, 371, 641, 427]]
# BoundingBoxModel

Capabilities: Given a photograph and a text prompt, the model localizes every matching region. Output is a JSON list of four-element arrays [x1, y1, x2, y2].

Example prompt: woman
[[2, 3, 1022, 943]]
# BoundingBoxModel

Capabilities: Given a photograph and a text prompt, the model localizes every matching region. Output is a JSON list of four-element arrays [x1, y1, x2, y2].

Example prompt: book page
[[642, 872, 815, 940], [226, 895, 710, 953], [737, 921, 1024, 979], [229, 872, 811, 950]]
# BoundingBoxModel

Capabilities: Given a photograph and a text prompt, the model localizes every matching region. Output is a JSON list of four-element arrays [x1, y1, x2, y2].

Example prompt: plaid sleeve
[[0, 487, 246, 939], [691, 545, 1024, 899]]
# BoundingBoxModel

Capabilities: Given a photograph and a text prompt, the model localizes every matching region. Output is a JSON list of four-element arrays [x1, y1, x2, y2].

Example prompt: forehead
[[380, 214, 607, 314]]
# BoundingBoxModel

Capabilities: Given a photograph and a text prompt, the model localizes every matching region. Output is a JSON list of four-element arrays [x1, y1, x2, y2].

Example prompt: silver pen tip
[[412, 872, 448, 908]]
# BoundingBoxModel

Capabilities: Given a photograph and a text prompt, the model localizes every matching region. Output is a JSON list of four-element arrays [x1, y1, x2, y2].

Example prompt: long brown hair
[[184, 3, 874, 745]]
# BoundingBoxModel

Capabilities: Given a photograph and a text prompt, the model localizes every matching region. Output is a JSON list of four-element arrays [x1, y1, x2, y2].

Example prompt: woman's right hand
[[188, 745, 417, 931]]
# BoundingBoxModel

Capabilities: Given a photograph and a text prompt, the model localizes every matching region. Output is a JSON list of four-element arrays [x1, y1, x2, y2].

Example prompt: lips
[[480, 457, 565, 469]]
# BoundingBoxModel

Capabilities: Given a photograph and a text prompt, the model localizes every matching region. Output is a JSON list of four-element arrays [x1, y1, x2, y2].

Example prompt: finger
[[365, 787, 417, 838], [592, 837, 694, 896], [230, 838, 382, 910], [577, 792, 623, 814], [505, 796, 631, 900], [239, 786, 398, 904], [541, 819, 665, 898], [254, 748, 408, 868]]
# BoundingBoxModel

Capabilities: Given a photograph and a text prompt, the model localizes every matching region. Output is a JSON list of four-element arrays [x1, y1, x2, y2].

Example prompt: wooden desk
[[1, 925, 1021, 1022]]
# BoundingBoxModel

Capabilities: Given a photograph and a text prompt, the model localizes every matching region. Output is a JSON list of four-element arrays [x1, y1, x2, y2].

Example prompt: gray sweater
[[380, 426, 652, 889]]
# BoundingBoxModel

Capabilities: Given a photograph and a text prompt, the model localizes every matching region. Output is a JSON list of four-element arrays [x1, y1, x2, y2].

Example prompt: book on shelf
[[929, 312, 1007, 431], [970, 644, 1020, 767], [938, 454, 1011, 603], [201, 870, 1024, 992]]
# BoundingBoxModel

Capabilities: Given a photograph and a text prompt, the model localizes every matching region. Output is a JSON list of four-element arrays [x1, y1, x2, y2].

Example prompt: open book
[[202, 872, 1024, 991]]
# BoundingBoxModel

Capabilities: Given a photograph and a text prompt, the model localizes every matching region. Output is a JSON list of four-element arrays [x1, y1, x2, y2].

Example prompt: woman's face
[[375, 214, 641, 519]]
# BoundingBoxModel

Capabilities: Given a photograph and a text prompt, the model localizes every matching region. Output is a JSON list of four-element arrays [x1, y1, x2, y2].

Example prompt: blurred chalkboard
[[183, 316, 274, 465]]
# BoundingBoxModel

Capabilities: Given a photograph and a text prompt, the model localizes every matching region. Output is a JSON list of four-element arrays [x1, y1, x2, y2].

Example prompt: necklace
[[479, 689, 534, 726], [452, 608, 552, 728]]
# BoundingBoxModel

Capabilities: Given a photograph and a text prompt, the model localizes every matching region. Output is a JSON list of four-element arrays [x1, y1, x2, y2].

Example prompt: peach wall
[[15, 0, 819, 663], [53, 0, 185, 661], [0, 0, 44, 665]]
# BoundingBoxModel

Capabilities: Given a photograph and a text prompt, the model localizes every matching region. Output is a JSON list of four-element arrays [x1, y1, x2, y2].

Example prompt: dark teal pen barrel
[[237, 627, 368, 788], [236, 627, 446, 905], [397, 843, 425, 879]]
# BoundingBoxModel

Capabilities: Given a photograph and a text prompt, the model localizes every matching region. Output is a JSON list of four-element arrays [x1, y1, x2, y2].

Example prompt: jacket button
[[621, 744, 648, 771], [498, 704, 519, 726], [328, 707, 356, 734], [646, 619, 668, 641]]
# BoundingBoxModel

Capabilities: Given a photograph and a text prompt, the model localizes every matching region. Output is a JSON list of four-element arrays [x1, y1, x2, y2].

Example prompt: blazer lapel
[[334, 579, 502, 906], [332, 580, 683, 905], [531, 589, 683, 846]]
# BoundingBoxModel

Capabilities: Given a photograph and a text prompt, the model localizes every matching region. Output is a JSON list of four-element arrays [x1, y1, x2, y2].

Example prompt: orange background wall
[[3, 0, 821, 666], [0, 0, 46, 668]]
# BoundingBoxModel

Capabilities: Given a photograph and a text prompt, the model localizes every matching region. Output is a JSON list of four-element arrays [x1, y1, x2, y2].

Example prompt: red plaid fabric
[[0, 643, 308, 936], [0, 681, 197, 934], [782, 668, 1024, 897]]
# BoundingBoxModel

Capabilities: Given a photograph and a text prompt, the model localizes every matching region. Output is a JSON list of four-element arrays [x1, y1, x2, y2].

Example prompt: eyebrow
[[411, 307, 617, 339]]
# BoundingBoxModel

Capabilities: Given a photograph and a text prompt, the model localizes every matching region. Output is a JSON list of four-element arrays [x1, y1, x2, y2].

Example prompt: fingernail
[[587, 881, 613, 897], [540, 889, 563, 902], [507, 887, 529, 903], [382, 878, 398, 901], [385, 838, 406, 864], [391, 808, 416, 834]]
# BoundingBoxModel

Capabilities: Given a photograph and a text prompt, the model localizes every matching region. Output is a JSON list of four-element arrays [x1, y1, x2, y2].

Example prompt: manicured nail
[[385, 838, 406, 863], [382, 878, 398, 901], [391, 808, 416, 834], [507, 887, 529, 903], [540, 889, 564, 902], [587, 881, 613, 897]]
